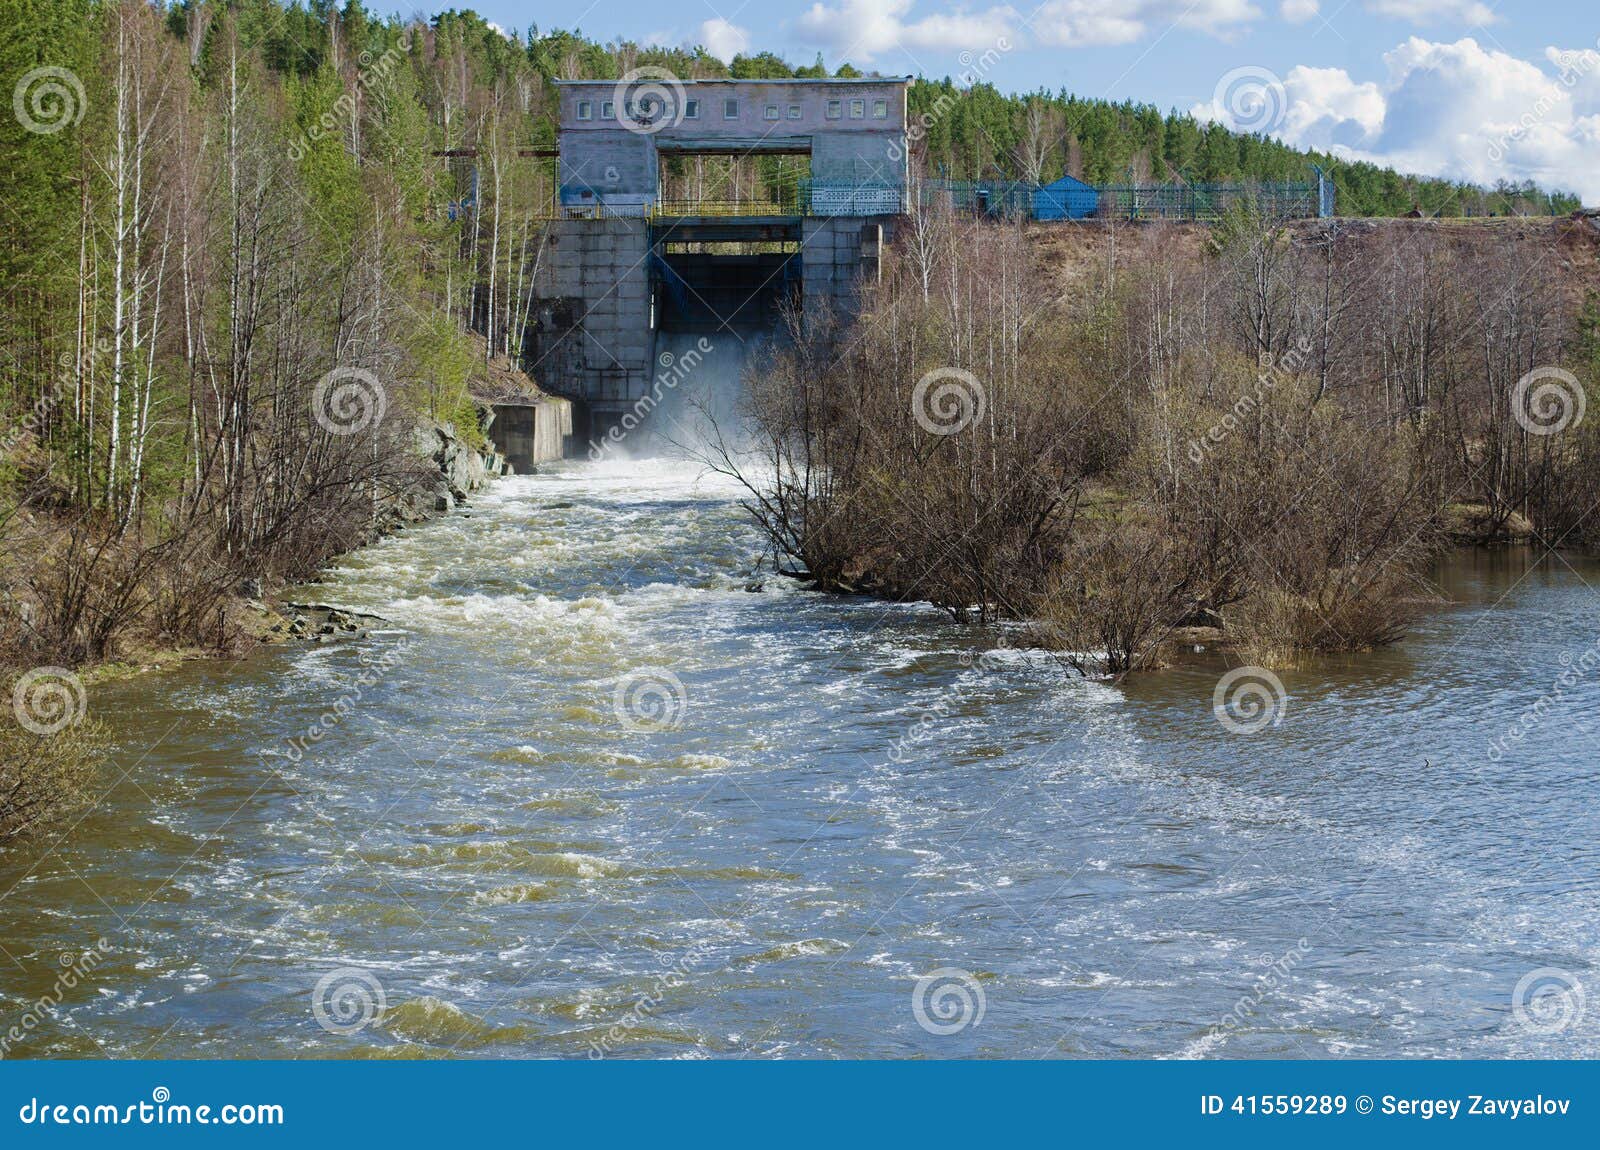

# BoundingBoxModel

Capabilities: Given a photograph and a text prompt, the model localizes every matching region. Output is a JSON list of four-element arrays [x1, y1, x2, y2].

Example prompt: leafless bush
[[0, 718, 106, 841]]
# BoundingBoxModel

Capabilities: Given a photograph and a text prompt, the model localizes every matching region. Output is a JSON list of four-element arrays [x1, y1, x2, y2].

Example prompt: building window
[[724, 98, 739, 119], [576, 100, 592, 120], [787, 104, 802, 119], [601, 101, 615, 120], [765, 103, 779, 120], [872, 99, 888, 119], [826, 99, 842, 119], [849, 99, 865, 119], [684, 99, 699, 119]]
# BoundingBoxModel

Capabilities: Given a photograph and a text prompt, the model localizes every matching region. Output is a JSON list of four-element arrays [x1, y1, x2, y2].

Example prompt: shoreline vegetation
[[1, 3, 1594, 840], [716, 208, 1600, 677]]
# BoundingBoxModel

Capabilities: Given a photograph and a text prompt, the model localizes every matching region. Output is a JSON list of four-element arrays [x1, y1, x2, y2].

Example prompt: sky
[[379, 1, 1600, 202]]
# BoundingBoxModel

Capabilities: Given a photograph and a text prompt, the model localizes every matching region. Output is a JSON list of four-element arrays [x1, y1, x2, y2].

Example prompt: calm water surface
[[2, 459, 1597, 1058]]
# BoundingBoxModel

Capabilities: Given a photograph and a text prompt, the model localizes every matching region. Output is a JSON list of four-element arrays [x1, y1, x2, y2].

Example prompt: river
[[2, 458, 1597, 1058]]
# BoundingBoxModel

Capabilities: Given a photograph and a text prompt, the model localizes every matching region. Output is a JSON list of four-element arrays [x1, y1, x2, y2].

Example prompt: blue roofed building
[[1033, 173, 1099, 220]]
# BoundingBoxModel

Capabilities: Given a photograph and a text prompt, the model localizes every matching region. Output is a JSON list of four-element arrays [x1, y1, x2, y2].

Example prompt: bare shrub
[[0, 718, 106, 841], [1037, 521, 1212, 676]]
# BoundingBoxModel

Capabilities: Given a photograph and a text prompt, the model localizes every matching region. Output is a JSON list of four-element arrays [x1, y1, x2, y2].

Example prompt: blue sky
[[378, 2, 1600, 200]]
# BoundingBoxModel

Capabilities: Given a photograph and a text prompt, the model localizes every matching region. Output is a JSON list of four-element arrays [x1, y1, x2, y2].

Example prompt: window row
[[573, 97, 892, 122]]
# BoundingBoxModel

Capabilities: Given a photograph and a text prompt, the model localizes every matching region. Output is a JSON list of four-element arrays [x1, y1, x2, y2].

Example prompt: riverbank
[[728, 208, 1598, 676], [127, 417, 512, 679]]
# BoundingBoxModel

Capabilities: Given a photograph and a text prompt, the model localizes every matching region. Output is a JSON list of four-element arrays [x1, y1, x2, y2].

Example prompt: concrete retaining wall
[[489, 399, 574, 471]]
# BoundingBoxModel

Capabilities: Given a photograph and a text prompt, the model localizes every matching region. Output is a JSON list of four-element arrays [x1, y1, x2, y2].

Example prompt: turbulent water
[[2, 458, 1598, 1059]]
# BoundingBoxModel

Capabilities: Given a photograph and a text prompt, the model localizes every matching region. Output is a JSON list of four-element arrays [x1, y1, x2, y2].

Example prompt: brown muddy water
[[1, 459, 1596, 1058]]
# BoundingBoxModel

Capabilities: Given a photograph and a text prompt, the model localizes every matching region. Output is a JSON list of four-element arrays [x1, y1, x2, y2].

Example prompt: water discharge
[[1, 459, 1597, 1058]]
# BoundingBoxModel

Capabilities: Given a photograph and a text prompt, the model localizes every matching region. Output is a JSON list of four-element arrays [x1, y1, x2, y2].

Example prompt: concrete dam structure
[[528, 77, 910, 448]]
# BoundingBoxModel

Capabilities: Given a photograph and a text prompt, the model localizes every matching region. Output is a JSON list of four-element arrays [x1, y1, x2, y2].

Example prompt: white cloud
[[1033, 0, 1261, 47], [1364, 0, 1498, 25], [1195, 37, 1600, 203], [1280, 0, 1319, 24], [794, 0, 1018, 61], [699, 18, 752, 61]]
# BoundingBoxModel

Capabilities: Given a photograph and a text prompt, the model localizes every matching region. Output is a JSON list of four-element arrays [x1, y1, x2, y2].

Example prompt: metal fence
[[550, 177, 1330, 222], [923, 177, 1331, 222]]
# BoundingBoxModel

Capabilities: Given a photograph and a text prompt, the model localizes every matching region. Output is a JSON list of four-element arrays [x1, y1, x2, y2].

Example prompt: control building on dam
[[529, 77, 910, 445]]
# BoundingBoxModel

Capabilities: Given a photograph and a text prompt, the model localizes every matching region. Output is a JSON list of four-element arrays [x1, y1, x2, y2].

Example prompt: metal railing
[[651, 193, 801, 218]]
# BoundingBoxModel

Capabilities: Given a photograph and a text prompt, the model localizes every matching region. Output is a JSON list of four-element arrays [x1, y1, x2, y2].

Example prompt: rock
[[238, 576, 263, 599], [434, 488, 455, 513]]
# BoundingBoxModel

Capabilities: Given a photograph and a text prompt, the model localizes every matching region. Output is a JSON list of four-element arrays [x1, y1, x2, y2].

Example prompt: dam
[[526, 76, 908, 447]]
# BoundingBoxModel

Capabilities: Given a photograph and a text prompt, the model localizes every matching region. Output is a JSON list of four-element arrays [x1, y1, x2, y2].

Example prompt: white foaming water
[[10, 452, 1600, 1061]]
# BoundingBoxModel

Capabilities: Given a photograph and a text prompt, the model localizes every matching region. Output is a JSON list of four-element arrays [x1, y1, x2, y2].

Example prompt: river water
[[2, 458, 1597, 1059]]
